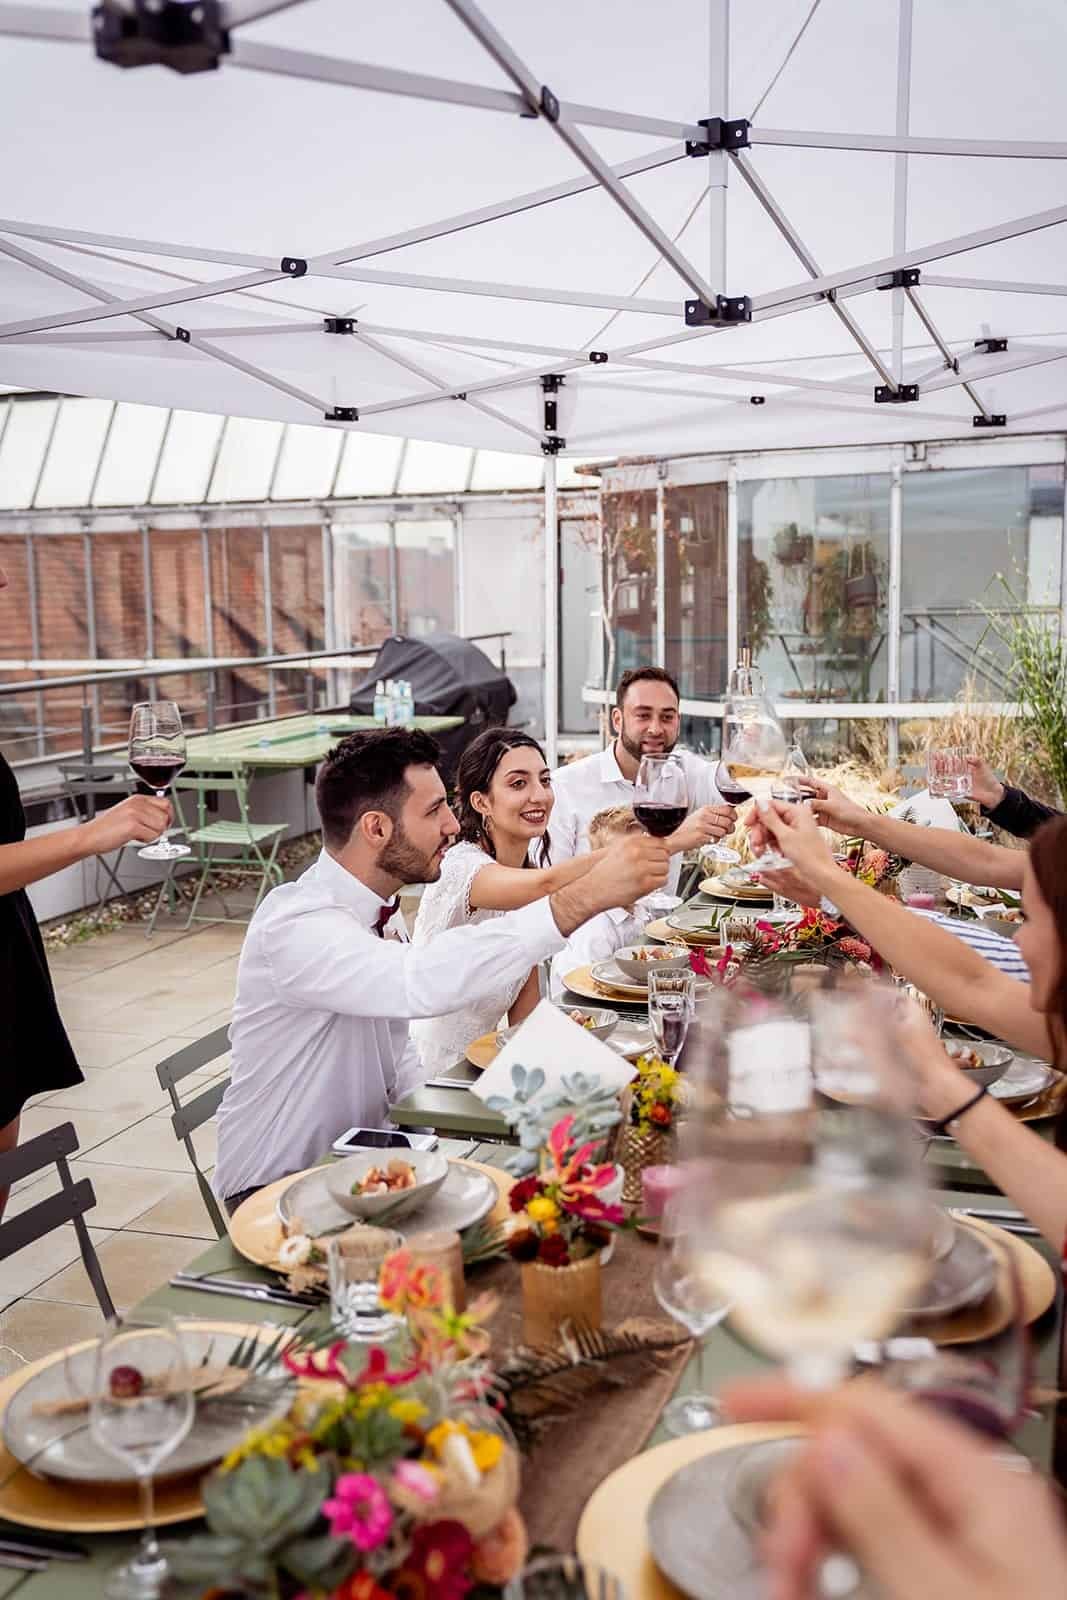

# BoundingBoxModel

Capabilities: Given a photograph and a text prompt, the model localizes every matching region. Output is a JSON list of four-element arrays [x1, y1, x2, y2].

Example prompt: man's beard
[[618, 726, 678, 764], [379, 819, 444, 884]]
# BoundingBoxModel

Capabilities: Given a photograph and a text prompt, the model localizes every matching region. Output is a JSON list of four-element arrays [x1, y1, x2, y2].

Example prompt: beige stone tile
[[0, 1223, 114, 1303], [88, 1116, 217, 1174], [63, 1017, 166, 1057], [17, 1106, 146, 1159], [38, 1066, 170, 1118], [8, 1160, 195, 1232], [127, 1175, 219, 1240], [68, 1035, 203, 1077], [0, 1298, 111, 1365], [31, 1229, 206, 1313]]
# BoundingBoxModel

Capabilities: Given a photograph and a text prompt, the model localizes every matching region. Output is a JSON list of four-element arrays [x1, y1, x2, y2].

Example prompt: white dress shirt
[[215, 849, 565, 1198], [550, 902, 650, 998], [547, 743, 724, 894]]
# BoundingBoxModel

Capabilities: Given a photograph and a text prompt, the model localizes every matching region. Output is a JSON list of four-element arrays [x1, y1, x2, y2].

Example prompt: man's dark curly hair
[[315, 727, 441, 850]]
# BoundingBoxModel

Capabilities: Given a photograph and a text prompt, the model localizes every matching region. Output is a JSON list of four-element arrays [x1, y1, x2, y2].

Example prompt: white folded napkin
[[727, 1017, 812, 1113], [469, 998, 636, 1105], [889, 789, 964, 831]]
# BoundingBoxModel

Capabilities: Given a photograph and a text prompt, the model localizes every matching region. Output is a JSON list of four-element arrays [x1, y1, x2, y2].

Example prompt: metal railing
[[1, 632, 512, 772]]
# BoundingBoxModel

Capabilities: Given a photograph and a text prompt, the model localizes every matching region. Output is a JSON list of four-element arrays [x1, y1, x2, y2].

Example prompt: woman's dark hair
[[316, 727, 441, 850], [454, 729, 551, 867], [1028, 816, 1067, 1075]]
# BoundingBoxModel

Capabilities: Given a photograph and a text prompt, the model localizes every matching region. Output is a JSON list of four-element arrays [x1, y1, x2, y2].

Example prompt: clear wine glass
[[688, 983, 932, 1390], [648, 968, 695, 1068], [504, 1556, 628, 1599], [926, 746, 972, 800], [633, 754, 689, 840], [128, 701, 190, 861], [719, 683, 790, 872], [653, 1185, 731, 1435], [89, 1316, 195, 1599]]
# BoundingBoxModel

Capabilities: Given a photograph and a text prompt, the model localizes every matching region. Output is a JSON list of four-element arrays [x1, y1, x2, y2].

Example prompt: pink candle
[[641, 1164, 685, 1220], [906, 891, 937, 910]]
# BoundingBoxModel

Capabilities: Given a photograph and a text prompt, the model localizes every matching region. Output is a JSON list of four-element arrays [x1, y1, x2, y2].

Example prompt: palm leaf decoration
[[489, 1318, 690, 1446], [460, 1216, 510, 1266]]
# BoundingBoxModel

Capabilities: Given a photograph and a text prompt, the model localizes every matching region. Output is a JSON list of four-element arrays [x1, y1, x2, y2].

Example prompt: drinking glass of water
[[648, 968, 695, 1067], [328, 1228, 405, 1344], [926, 747, 972, 800]]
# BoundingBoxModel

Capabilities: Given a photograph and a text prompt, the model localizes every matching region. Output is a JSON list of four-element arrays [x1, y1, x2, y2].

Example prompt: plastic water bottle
[[400, 680, 414, 725], [373, 680, 387, 725]]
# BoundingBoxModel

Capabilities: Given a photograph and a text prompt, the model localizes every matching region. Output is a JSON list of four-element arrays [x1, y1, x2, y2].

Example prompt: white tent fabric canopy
[[0, 0, 1066, 460]]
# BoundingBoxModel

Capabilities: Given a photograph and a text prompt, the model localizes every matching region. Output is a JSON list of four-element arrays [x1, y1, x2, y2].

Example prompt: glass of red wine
[[634, 754, 689, 839], [128, 701, 190, 862]]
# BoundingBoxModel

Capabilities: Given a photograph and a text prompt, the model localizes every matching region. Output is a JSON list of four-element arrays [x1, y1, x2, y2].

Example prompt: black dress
[[0, 753, 83, 1125]]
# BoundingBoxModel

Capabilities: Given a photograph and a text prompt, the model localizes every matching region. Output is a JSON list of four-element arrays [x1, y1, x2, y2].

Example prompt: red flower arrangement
[[505, 1113, 625, 1270]]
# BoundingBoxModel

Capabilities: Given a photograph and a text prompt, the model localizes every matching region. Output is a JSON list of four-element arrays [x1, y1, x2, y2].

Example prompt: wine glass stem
[[136, 1474, 160, 1567], [154, 789, 167, 847]]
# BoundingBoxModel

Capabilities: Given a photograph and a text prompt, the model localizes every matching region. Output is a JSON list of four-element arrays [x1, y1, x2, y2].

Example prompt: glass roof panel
[[397, 440, 472, 494], [35, 398, 114, 508], [469, 450, 544, 492], [270, 423, 343, 500], [334, 432, 404, 498], [0, 398, 58, 510], [206, 416, 284, 503], [151, 410, 225, 504], [92, 403, 170, 506]]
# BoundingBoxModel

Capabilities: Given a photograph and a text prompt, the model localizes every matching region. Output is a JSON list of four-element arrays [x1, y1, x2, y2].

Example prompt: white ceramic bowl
[[613, 943, 691, 982], [325, 1148, 450, 1220], [943, 1039, 1013, 1090]]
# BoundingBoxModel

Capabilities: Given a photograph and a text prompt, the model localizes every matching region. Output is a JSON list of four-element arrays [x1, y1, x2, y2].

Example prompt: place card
[[727, 1017, 811, 1113], [469, 998, 635, 1105]]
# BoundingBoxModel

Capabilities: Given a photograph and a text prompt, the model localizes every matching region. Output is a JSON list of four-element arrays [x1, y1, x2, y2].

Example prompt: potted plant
[[773, 522, 813, 567]]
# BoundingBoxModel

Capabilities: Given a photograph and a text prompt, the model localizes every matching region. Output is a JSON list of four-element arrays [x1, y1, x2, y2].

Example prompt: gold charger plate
[[562, 964, 649, 1005], [229, 1158, 513, 1269], [644, 917, 723, 950], [1015, 1071, 1067, 1123], [0, 1321, 269, 1533], [576, 1423, 800, 1600], [466, 1032, 498, 1071], [699, 877, 774, 904], [918, 1217, 1055, 1345]]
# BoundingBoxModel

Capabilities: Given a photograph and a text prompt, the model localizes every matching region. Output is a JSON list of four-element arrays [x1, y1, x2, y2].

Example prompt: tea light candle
[[641, 1164, 684, 1220], [905, 891, 937, 910], [405, 1228, 466, 1311]]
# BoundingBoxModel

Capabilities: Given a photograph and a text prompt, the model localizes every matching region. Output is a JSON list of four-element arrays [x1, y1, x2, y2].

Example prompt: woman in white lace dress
[[410, 730, 604, 1074]]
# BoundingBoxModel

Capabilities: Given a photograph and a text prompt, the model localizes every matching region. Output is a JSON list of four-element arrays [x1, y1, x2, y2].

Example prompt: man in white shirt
[[548, 666, 735, 895], [215, 727, 669, 1209]]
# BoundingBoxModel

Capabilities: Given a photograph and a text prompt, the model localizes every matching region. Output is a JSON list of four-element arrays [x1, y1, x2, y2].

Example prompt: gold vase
[[620, 1122, 671, 1205], [520, 1254, 602, 1346]]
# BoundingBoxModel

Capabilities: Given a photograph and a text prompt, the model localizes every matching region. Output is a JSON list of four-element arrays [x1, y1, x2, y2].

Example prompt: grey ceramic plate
[[989, 1058, 1055, 1105], [646, 1440, 880, 1600], [3, 1327, 291, 1486], [905, 1221, 998, 1320], [278, 1157, 497, 1239]]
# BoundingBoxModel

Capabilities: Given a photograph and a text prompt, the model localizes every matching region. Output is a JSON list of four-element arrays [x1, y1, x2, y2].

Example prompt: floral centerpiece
[[839, 838, 906, 893], [618, 1055, 683, 1204], [167, 1282, 525, 1597], [698, 908, 879, 992]]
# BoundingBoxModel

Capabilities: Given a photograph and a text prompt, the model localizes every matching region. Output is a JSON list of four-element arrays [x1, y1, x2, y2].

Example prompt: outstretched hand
[[751, 799, 839, 890]]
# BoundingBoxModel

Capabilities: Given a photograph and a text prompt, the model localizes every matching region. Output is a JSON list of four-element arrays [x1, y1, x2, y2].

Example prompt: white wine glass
[[719, 687, 790, 873], [653, 1190, 731, 1435], [89, 1316, 195, 1599], [647, 968, 694, 1068], [128, 701, 190, 861]]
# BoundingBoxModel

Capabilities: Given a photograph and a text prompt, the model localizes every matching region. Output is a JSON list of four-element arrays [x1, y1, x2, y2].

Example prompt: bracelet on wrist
[[928, 1083, 989, 1137]]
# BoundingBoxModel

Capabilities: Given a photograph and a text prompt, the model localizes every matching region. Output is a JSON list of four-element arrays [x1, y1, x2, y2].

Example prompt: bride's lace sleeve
[[413, 840, 494, 943]]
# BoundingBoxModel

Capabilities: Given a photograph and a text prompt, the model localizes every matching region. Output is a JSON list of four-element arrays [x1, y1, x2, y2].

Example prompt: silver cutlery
[[0, 1553, 48, 1572], [169, 1273, 320, 1308], [0, 1536, 86, 1564], [951, 1208, 1039, 1236]]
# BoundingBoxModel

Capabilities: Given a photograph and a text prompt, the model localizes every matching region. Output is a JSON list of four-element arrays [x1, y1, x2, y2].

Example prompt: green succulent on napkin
[[163, 1454, 348, 1592], [486, 1063, 622, 1177]]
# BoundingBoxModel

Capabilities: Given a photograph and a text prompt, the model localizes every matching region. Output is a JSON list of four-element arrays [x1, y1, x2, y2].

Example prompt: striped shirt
[[910, 910, 1029, 981]]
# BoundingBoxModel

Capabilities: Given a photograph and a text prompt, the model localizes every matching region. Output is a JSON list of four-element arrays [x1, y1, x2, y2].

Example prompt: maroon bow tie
[[373, 898, 400, 938]]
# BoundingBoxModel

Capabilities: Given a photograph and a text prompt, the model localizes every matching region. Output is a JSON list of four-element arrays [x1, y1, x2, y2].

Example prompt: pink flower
[[836, 935, 872, 963], [392, 1461, 440, 1504], [689, 948, 711, 977], [322, 1473, 393, 1553]]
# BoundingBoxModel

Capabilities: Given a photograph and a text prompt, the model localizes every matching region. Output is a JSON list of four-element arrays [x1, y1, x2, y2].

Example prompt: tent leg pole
[[544, 455, 559, 768], [709, 0, 729, 289]]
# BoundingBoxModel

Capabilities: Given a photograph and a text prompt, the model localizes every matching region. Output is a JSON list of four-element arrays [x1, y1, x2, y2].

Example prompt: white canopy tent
[[1, 0, 1066, 759]]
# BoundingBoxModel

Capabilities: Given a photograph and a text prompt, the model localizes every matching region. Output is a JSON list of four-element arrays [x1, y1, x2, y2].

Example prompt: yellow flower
[[425, 1419, 458, 1458], [389, 1398, 428, 1425], [220, 1420, 296, 1472], [355, 1382, 392, 1414], [469, 1431, 503, 1472], [526, 1196, 559, 1225]]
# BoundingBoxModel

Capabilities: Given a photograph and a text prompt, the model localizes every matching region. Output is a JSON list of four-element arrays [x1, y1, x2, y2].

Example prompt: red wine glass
[[634, 754, 689, 839], [128, 702, 190, 862]]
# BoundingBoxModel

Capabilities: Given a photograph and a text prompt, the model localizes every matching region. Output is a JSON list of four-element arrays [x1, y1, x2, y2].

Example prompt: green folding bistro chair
[[172, 771, 287, 928], [156, 1026, 232, 1238]]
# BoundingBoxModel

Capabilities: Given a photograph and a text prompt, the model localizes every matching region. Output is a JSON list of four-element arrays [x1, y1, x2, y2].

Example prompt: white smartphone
[[331, 1127, 439, 1156]]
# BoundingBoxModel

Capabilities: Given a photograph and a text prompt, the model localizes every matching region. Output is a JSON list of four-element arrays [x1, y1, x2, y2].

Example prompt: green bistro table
[[182, 713, 464, 775], [0, 1161, 1061, 1597]]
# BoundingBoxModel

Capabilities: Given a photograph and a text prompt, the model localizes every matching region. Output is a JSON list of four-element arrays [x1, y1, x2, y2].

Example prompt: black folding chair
[[155, 1027, 231, 1238], [0, 1124, 115, 1321]]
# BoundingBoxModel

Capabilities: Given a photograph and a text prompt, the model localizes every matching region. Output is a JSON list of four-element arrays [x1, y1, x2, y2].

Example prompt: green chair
[[172, 771, 287, 928], [156, 1027, 231, 1237]]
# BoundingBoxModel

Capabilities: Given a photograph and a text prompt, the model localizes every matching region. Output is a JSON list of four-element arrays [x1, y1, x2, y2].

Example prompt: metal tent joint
[[172, 326, 191, 343], [541, 434, 565, 455], [975, 336, 1008, 353], [541, 373, 564, 432], [324, 316, 357, 334], [877, 268, 921, 290], [874, 383, 919, 403], [280, 257, 308, 277], [685, 294, 752, 327], [92, 0, 229, 75], [973, 412, 1007, 427], [686, 116, 751, 157], [750, 395, 766, 405], [325, 406, 359, 422], [540, 85, 561, 123], [588, 350, 609, 363]]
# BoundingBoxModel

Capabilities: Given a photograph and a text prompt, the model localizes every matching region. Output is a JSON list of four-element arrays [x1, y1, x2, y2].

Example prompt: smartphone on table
[[331, 1127, 439, 1156]]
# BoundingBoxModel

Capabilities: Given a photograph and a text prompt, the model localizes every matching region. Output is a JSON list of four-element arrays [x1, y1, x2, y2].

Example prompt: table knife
[[0, 1536, 86, 1564], [951, 1208, 1039, 1236], [169, 1274, 318, 1308], [175, 1270, 321, 1301]]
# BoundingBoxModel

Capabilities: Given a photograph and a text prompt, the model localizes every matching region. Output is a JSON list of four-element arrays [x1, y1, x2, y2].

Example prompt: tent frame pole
[[543, 454, 559, 769], [891, 0, 912, 385], [887, 460, 903, 768]]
